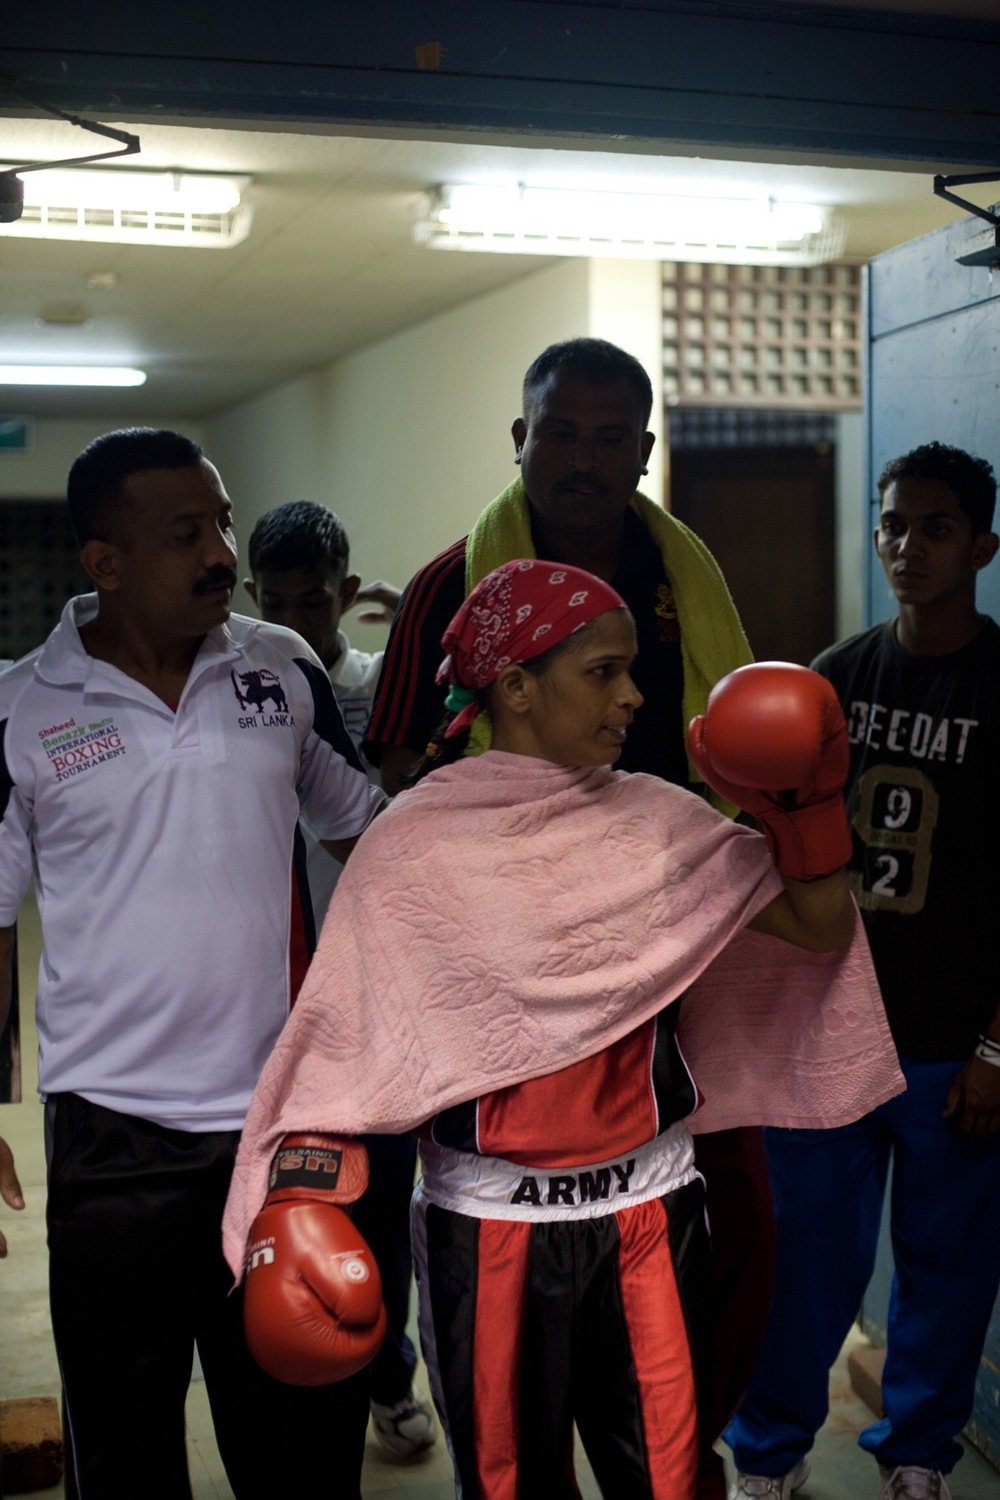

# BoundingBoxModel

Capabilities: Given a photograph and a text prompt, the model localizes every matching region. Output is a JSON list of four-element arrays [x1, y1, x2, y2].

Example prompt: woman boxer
[[224, 560, 901, 1500]]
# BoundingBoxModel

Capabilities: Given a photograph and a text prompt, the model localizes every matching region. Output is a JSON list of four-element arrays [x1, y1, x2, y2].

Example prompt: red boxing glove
[[243, 1135, 387, 1386], [687, 662, 853, 882]]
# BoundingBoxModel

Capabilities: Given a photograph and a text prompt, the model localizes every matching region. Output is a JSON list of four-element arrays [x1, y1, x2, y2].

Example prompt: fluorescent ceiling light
[[0, 366, 147, 387], [24, 169, 244, 213], [415, 184, 845, 266], [0, 168, 253, 248]]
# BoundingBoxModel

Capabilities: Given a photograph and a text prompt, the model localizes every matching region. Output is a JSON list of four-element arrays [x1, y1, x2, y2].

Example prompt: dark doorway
[[669, 441, 836, 666], [0, 502, 89, 662]]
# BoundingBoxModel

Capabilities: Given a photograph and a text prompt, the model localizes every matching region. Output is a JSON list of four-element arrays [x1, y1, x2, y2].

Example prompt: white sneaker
[[370, 1388, 436, 1459], [729, 1458, 810, 1499], [879, 1466, 953, 1500]]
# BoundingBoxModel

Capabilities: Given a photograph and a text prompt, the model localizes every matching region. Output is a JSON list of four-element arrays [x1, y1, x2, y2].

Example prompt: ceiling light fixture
[[414, 184, 845, 266], [0, 168, 253, 249], [0, 366, 147, 387]]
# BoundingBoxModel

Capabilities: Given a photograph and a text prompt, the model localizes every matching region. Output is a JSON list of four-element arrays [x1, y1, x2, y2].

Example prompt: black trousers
[[416, 1176, 713, 1499], [355, 1131, 420, 1407], [46, 1094, 369, 1500]]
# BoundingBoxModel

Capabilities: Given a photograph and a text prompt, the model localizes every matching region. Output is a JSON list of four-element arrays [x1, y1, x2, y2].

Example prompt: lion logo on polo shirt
[[231, 668, 289, 715]]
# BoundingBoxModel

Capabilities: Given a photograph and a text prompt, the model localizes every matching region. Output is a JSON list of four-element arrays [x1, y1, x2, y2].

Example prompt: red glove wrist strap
[[756, 795, 853, 882], [265, 1134, 369, 1207]]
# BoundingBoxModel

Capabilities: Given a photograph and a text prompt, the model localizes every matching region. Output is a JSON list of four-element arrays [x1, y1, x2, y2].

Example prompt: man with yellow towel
[[364, 337, 763, 1498]]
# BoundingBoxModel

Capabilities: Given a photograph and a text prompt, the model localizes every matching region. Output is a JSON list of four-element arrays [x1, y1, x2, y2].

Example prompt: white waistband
[[417, 1123, 698, 1223]]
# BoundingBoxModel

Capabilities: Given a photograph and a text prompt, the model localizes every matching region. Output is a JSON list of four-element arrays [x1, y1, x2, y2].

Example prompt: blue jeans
[[725, 1057, 1000, 1476]]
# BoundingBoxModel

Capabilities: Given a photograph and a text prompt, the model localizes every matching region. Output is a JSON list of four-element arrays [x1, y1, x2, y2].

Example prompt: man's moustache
[[194, 569, 237, 594], [556, 477, 606, 494]]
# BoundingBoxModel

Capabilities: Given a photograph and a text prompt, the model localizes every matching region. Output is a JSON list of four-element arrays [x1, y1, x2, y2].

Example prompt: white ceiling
[[1, 110, 998, 421]]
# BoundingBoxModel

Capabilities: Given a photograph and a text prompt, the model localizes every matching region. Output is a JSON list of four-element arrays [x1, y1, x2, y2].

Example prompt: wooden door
[[669, 442, 835, 666]]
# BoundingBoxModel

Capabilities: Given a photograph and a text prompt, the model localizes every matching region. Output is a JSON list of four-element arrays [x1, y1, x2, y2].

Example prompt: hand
[[0, 1134, 25, 1258], [943, 1057, 1000, 1139], [688, 662, 853, 881], [351, 581, 401, 628], [244, 1199, 387, 1384]]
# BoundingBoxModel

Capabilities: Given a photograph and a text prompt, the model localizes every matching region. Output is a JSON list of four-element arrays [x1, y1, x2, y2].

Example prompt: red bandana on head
[[436, 559, 627, 738]]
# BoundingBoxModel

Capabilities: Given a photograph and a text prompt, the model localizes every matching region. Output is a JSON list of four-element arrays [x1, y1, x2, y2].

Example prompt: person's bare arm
[[943, 1001, 1000, 1139], [376, 744, 419, 798], [0, 1133, 25, 1257], [319, 797, 389, 865], [350, 582, 402, 629], [748, 868, 855, 953], [0, 925, 13, 1037], [0, 928, 26, 1254], [320, 834, 363, 865]]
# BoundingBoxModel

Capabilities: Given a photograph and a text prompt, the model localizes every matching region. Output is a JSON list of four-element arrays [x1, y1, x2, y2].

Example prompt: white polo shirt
[[304, 631, 384, 932], [0, 597, 385, 1131]]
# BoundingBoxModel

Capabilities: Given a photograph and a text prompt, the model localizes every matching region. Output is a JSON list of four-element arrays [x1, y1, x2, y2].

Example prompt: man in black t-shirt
[[727, 442, 1000, 1500], [365, 337, 765, 1499]]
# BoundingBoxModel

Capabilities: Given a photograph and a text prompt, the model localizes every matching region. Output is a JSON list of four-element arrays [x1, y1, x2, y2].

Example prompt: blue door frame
[[862, 206, 1000, 1466]]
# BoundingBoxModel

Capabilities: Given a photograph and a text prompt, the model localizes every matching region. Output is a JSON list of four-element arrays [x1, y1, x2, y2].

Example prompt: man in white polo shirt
[[0, 429, 385, 1500]]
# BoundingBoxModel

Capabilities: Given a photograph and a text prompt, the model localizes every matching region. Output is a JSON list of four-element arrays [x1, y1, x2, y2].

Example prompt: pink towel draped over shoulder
[[224, 752, 902, 1275]]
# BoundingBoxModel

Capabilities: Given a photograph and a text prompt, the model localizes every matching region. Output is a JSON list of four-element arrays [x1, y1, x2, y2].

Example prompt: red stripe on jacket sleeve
[[364, 538, 467, 756]]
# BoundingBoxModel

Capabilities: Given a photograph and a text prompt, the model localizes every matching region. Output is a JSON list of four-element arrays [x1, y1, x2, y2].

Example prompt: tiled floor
[[2, 892, 998, 1497]]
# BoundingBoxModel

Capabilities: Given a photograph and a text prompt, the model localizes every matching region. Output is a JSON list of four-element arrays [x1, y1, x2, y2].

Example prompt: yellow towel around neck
[[463, 477, 752, 812]]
